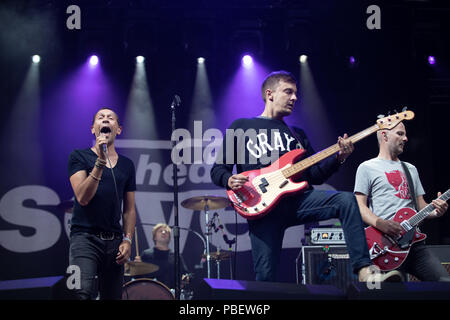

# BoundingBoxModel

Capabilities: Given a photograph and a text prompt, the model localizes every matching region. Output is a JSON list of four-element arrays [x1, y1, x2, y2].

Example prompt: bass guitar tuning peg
[[377, 114, 385, 119]]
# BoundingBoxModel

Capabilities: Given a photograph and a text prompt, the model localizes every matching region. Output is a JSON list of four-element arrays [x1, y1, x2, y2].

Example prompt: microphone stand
[[170, 95, 181, 300]]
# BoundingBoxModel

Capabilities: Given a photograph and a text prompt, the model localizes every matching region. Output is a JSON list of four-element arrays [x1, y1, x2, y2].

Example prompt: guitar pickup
[[258, 178, 269, 193], [400, 220, 413, 231], [279, 180, 288, 189]]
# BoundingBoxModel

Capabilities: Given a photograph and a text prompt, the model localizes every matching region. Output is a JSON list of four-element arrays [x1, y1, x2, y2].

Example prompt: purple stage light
[[89, 55, 99, 66], [349, 56, 356, 64], [242, 54, 253, 67], [428, 56, 436, 65]]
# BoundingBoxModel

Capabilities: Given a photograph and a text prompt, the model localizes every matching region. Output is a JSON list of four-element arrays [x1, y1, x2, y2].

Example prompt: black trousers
[[69, 232, 124, 300]]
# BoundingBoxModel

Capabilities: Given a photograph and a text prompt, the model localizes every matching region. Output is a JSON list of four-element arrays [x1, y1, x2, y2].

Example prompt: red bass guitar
[[366, 188, 449, 271], [227, 110, 415, 220]]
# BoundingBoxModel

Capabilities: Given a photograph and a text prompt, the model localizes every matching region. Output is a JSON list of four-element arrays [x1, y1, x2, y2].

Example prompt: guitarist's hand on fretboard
[[337, 133, 354, 163], [430, 191, 449, 218]]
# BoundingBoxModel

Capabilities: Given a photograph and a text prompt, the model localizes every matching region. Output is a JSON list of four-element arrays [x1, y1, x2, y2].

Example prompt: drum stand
[[216, 259, 221, 279], [204, 204, 212, 278], [180, 195, 231, 280]]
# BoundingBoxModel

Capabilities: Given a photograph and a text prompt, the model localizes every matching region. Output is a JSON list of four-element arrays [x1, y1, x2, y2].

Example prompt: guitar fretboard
[[409, 189, 450, 226], [282, 124, 380, 178]]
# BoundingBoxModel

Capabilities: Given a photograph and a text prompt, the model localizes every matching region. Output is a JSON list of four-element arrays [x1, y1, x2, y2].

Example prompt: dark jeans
[[248, 189, 371, 282], [69, 232, 124, 300], [398, 242, 449, 281]]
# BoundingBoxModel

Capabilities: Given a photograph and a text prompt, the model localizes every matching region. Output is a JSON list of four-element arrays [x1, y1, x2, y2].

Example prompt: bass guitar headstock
[[376, 109, 414, 130]]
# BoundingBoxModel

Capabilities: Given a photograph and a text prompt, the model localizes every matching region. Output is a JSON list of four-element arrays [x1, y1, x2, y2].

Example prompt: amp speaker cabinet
[[299, 245, 358, 291]]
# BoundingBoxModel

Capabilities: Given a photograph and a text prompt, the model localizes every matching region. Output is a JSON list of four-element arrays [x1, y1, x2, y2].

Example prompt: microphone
[[99, 127, 111, 154], [171, 95, 181, 109]]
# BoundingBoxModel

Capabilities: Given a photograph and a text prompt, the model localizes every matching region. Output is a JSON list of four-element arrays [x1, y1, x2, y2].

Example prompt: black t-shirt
[[210, 116, 340, 189], [140, 247, 189, 289], [68, 148, 136, 234]]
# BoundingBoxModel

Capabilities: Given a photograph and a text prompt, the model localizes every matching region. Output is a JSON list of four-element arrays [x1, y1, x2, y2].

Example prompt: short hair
[[152, 223, 171, 243], [261, 70, 297, 102], [92, 107, 121, 126], [376, 130, 385, 146]]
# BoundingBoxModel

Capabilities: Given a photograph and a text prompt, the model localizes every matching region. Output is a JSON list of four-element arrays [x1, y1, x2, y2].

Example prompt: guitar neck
[[408, 189, 450, 227], [283, 124, 380, 178]]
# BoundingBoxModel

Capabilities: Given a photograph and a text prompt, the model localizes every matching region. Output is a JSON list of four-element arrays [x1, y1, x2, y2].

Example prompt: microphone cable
[[104, 148, 122, 223]]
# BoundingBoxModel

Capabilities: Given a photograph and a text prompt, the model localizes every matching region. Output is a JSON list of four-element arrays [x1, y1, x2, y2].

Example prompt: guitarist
[[211, 70, 394, 283], [354, 122, 449, 281]]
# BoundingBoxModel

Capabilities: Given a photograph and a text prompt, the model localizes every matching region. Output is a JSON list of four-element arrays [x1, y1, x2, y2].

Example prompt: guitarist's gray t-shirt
[[354, 158, 425, 220]]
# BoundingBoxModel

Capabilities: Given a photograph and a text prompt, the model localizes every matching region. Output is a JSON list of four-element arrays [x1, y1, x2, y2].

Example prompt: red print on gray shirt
[[385, 170, 410, 200]]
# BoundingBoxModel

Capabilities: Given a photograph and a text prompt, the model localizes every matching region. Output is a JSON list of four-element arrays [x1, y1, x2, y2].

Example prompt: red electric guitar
[[226, 110, 415, 220], [366, 189, 450, 271]]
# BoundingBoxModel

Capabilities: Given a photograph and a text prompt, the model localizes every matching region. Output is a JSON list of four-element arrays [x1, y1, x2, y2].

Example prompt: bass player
[[210, 70, 400, 283]]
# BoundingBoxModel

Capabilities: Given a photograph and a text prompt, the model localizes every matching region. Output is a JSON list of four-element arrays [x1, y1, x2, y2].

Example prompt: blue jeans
[[248, 190, 371, 282], [69, 232, 124, 300]]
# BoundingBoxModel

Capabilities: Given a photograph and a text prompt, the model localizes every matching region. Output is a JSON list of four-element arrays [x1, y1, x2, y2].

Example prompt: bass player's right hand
[[228, 174, 249, 191]]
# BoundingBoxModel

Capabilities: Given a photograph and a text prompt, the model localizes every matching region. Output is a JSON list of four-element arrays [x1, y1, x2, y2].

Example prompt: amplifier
[[310, 228, 346, 244], [298, 245, 358, 291]]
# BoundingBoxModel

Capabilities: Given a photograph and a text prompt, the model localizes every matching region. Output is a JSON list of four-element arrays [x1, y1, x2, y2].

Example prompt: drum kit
[[122, 195, 233, 300], [122, 256, 174, 300], [180, 195, 231, 279]]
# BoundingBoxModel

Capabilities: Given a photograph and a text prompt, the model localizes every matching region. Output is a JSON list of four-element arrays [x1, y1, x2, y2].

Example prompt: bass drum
[[122, 278, 174, 300]]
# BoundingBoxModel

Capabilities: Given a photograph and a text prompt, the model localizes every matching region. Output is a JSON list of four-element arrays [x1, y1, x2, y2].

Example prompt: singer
[[67, 107, 136, 300]]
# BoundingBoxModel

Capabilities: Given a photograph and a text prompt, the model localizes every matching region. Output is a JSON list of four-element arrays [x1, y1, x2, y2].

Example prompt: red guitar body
[[365, 207, 427, 271], [226, 149, 309, 220]]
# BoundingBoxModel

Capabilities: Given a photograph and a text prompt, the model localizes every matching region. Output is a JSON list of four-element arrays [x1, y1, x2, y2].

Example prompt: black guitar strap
[[401, 161, 418, 211], [287, 125, 305, 150]]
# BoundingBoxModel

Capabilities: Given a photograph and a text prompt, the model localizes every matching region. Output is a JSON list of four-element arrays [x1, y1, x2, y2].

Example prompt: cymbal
[[124, 261, 159, 276], [181, 196, 231, 211], [202, 251, 230, 261]]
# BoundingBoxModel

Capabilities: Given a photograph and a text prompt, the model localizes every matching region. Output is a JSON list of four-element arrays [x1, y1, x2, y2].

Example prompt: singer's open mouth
[[100, 126, 111, 134]]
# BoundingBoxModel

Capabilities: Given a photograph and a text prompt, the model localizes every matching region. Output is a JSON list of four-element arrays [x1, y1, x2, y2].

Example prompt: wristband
[[95, 158, 106, 168], [123, 236, 132, 244], [89, 172, 101, 181]]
